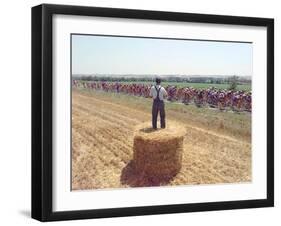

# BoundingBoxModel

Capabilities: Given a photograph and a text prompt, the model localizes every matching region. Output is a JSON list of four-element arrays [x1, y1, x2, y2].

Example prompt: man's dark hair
[[155, 77, 161, 84]]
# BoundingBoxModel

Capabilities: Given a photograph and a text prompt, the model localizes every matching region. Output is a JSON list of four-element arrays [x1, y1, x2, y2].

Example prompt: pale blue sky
[[72, 34, 252, 76]]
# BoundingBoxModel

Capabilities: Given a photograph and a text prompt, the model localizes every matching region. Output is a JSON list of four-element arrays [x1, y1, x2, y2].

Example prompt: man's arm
[[149, 86, 154, 97], [162, 87, 168, 98]]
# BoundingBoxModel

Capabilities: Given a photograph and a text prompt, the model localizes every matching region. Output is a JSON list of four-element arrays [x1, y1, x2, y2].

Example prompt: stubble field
[[72, 88, 251, 190]]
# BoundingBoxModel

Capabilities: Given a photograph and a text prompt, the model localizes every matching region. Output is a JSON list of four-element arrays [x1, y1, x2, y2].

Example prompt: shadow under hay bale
[[121, 122, 186, 187], [120, 160, 176, 187]]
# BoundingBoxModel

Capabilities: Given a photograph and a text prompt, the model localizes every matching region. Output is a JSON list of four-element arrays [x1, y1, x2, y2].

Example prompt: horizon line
[[72, 73, 252, 77]]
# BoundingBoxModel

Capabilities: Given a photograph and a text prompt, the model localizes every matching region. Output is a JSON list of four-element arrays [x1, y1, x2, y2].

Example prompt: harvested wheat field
[[72, 89, 251, 190]]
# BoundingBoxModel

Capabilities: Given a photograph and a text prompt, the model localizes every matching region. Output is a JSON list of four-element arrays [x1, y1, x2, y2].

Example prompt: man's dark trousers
[[152, 100, 165, 129]]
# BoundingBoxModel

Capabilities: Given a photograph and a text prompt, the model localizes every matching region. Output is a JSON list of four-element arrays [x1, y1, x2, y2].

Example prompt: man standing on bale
[[150, 78, 168, 129]]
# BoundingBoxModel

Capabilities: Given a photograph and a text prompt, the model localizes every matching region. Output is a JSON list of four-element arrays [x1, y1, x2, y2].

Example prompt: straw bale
[[133, 121, 186, 178]]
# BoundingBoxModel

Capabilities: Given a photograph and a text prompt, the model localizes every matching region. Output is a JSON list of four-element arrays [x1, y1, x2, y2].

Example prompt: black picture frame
[[32, 3, 274, 222]]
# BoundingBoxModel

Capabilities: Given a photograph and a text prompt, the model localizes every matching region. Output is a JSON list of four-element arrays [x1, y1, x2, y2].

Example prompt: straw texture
[[133, 122, 186, 178]]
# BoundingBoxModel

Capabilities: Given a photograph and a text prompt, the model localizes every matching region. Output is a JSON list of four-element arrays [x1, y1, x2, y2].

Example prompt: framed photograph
[[32, 4, 274, 221]]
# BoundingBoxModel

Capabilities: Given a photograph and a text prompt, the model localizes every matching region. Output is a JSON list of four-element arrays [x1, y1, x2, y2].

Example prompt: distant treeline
[[73, 75, 251, 85]]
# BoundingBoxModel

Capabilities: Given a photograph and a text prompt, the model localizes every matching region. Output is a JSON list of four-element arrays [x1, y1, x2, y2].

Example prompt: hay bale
[[133, 121, 186, 178]]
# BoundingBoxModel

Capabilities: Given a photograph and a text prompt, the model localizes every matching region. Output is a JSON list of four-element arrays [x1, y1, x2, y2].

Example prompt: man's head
[[155, 77, 161, 84]]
